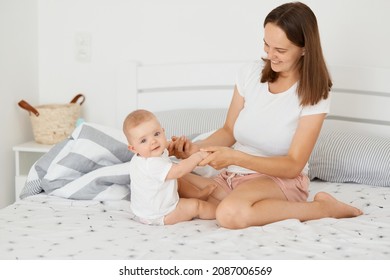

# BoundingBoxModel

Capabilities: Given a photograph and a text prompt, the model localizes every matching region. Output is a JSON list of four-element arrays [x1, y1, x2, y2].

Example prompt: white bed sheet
[[1, 180, 389, 260]]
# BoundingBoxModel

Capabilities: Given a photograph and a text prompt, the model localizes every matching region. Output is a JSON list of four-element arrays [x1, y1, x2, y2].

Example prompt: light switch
[[75, 32, 92, 63]]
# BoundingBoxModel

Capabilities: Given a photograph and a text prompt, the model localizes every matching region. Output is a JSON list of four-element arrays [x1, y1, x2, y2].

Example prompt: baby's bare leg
[[164, 198, 216, 225]]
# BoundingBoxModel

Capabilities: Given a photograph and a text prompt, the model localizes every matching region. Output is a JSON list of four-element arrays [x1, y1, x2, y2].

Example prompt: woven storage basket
[[18, 94, 85, 145]]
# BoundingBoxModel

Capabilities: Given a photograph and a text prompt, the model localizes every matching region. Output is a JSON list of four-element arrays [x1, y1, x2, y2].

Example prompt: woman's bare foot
[[197, 184, 217, 200], [314, 192, 363, 218]]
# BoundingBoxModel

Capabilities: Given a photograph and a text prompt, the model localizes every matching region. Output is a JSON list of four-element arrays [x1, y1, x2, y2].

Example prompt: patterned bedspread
[[1, 180, 389, 260]]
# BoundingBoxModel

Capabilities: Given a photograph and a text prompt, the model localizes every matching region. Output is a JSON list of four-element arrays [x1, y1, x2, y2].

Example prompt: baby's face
[[128, 118, 168, 158]]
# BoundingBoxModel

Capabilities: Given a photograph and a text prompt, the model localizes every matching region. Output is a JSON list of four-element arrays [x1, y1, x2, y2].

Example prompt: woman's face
[[263, 22, 304, 76]]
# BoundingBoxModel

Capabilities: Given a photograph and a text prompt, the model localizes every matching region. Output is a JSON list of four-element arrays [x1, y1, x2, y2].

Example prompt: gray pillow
[[155, 108, 227, 139], [308, 129, 390, 187]]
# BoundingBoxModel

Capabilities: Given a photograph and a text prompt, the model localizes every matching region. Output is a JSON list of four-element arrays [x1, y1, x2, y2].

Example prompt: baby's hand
[[168, 135, 199, 159]]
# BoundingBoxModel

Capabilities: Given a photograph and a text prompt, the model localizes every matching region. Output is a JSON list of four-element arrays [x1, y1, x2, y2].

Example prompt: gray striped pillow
[[155, 108, 227, 139], [308, 129, 390, 187]]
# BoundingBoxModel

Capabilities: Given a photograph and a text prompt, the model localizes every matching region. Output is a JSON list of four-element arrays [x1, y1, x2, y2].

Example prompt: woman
[[169, 2, 362, 229]]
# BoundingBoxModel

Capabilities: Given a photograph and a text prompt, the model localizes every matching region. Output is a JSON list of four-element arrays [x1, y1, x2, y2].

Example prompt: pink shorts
[[213, 171, 309, 202]]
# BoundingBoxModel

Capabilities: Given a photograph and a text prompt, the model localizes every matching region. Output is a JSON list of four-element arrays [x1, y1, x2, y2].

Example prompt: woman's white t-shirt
[[229, 61, 331, 175]]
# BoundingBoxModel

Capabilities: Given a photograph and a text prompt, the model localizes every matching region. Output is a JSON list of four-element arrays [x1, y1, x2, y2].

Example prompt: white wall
[[1, 0, 389, 207], [37, 0, 390, 128], [0, 0, 38, 208]]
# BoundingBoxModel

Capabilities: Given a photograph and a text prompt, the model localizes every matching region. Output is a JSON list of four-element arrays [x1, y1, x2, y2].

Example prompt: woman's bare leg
[[216, 177, 363, 229], [311, 192, 363, 218], [178, 178, 216, 200], [179, 173, 228, 202]]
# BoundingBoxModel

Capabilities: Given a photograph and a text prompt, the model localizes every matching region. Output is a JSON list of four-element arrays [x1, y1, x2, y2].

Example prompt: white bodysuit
[[129, 149, 179, 224], [229, 61, 331, 175]]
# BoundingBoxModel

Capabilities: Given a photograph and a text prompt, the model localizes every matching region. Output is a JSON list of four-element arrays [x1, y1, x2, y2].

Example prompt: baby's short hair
[[123, 109, 156, 132]]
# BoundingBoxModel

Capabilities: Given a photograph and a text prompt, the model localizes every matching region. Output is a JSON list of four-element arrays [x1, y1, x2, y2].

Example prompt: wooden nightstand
[[13, 141, 53, 201]]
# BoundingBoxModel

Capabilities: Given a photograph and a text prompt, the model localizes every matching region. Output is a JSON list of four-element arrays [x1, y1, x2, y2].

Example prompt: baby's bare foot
[[314, 192, 363, 218], [197, 184, 217, 200]]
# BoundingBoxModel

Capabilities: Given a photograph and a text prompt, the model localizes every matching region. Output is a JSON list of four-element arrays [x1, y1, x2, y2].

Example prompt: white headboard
[[325, 65, 390, 137], [116, 61, 242, 127], [116, 61, 390, 138]]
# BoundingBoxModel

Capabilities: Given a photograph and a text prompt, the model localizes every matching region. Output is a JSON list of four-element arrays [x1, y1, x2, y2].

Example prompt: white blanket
[[2, 180, 389, 260], [20, 123, 134, 201]]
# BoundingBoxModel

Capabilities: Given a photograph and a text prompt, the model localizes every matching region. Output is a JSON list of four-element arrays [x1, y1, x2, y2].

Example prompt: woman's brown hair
[[261, 2, 332, 106]]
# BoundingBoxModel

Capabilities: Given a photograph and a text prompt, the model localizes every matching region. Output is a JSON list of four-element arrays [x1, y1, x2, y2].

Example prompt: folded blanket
[[20, 123, 134, 201]]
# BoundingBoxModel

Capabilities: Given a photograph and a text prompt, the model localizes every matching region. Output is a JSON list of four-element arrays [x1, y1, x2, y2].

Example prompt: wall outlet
[[75, 32, 92, 63]]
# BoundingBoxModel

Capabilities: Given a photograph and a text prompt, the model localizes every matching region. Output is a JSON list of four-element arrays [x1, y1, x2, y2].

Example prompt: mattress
[[1, 180, 389, 260]]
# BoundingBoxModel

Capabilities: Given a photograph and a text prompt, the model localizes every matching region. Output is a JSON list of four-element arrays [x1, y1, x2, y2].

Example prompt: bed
[[1, 61, 390, 260]]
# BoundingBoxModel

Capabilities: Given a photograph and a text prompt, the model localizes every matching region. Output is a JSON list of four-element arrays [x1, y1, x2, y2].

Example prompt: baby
[[123, 109, 216, 225]]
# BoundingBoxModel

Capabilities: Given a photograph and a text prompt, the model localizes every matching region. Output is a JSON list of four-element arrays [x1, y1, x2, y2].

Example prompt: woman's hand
[[168, 136, 200, 159], [199, 146, 237, 170]]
